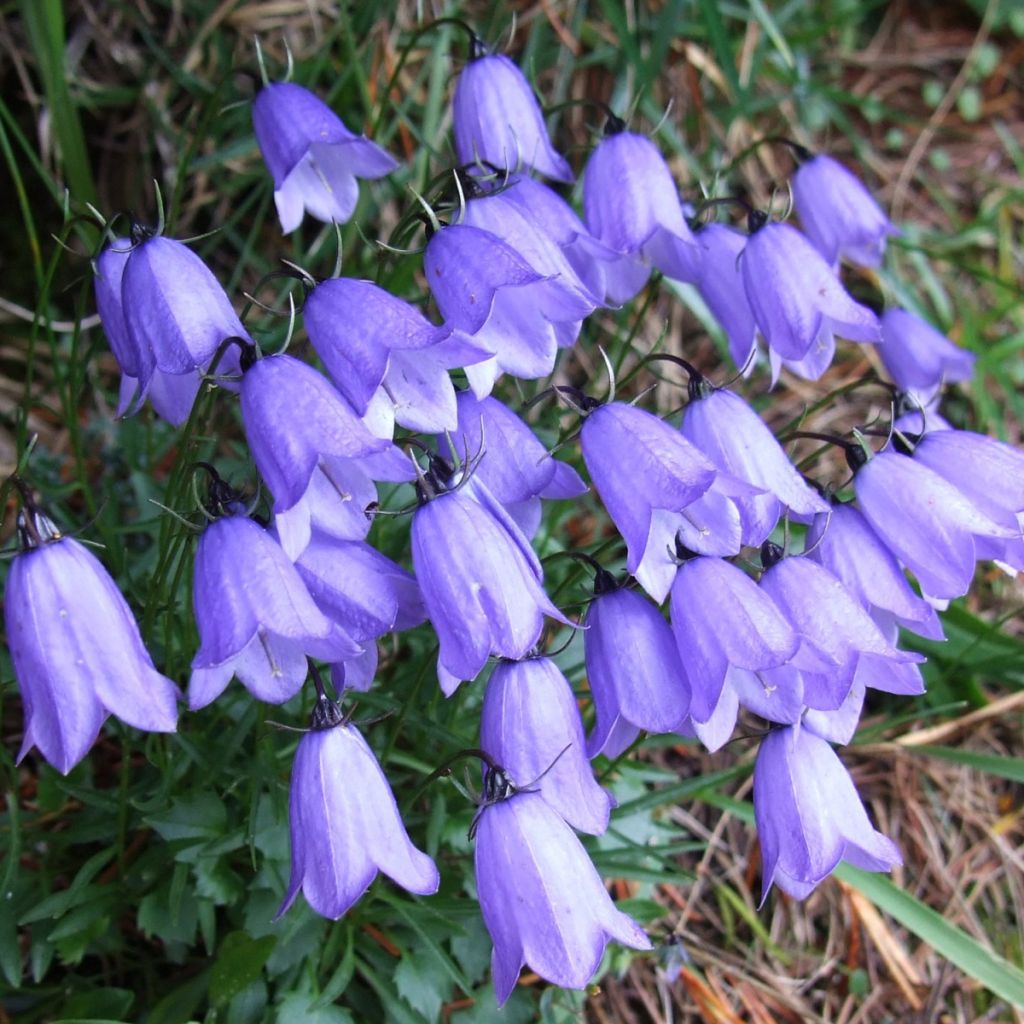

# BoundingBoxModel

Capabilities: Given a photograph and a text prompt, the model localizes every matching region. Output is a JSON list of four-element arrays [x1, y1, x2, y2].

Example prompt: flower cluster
[[5, 24, 1016, 1012]]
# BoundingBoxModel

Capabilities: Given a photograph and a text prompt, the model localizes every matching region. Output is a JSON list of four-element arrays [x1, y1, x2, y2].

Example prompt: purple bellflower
[[474, 775, 650, 1005], [584, 573, 690, 759], [753, 724, 901, 901], [681, 384, 829, 544], [580, 401, 723, 602], [446, 389, 586, 537], [303, 277, 489, 433], [189, 514, 360, 709], [279, 693, 439, 920], [877, 308, 975, 394], [426, 222, 594, 397], [759, 549, 926, 709], [252, 81, 398, 234], [741, 218, 881, 365], [670, 555, 800, 728], [452, 50, 572, 183], [96, 232, 248, 425], [239, 350, 411, 559], [692, 224, 758, 370], [805, 502, 944, 641], [6, 508, 178, 774], [792, 153, 899, 268], [410, 454, 570, 694], [854, 447, 1016, 600], [908, 428, 1024, 572], [582, 121, 702, 302], [481, 656, 612, 835], [294, 535, 426, 693]]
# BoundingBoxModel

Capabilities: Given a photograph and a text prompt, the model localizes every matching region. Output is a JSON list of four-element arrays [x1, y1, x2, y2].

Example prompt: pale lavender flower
[[754, 724, 901, 901], [792, 153, 898, 267], [453, 51, 572, 183], [6, 510, 178, 774], [278, 697, 438, 920], [474, 785, 650, 1005], [692, 224, 757, 370], [252, 81, 398, 234], [877, 308, 975, 393]]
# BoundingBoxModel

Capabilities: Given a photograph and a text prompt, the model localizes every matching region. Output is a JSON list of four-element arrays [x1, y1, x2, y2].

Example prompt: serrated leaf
[[394, 953, 449, 1022], [209, 931, 277, 1007], [145, 793, 227, 844], [277, 994, 355, 1024]]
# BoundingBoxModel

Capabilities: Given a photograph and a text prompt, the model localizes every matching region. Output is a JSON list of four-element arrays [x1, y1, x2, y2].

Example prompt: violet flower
[[754, 724, 901, 901], [252, 81, 398, 234], [692, 224, 757, 370], [854, 448, 1015, 600], [579, 401, 719, 602], [741, 219, 881, 364], [425, 223, 593, 397], [452, 50, 572, 183], [582, 122, 701, 302], [6, 509, 178, 774], [189, 514, 360, 709], [584, 577, 690, 759], [278, 694, 438, 920], [474, 782, 650, 1005], [877, 308, 975, 393], [792, 153, 898, 267], [681, 385, 829, 544], [481, 657, 612, 834], [410, 457, 569, 694], [446, 389, 586, 537]]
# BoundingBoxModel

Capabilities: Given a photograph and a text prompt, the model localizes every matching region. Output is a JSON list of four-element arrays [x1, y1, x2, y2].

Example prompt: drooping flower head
[[452, 45, 572, 183], [877, 307, 976, 394], [5, 492, 178, 774], [692, 223, 757, 370], [278, 686, 439, 920], [754, 724, 901, 901], [252, 81, 398, 234], [409, 449, 570, 694], [792, 152, 899, 268], [472, 761, 650, 1005], [582, 117, 702, 302]]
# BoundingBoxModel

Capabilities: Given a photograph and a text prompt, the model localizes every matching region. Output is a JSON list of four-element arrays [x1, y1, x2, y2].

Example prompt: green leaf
[[913, 744, 1024, 783], [209, 931, 277, 1007], [394, 953, 450, 1022], [277, 993, 355, 1024], [836, 866, 1024, 1007], [145, 792, 228, 844], [146, 970, 210, 1024]]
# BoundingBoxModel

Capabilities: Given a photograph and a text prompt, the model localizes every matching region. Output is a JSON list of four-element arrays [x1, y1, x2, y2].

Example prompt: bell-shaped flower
[[670, 556, 799, 726], [741, 219, 881, 363], [411, 464, 569, 694], [278, 696, 439, 920], [294, 535, 426, 692], [805, 502, 943, 641], [189, 514, 361, 709], [579, 401, 718, 602], [584, 579, 690, 759], [909, 427, 1024, 571], [582, 124, 701, 302], [446, 389, 586, 537], [692, 224, 757, 370], [474, 784, 650, 1005], [452, 51, 572, 183], [102, 233, 247, 423], [681, 385, 829, 544], [425, 223, 593, 397], [6, 511, 178, 774], [759, 552, 924, 709], [877, 308, 975, 393], [792, 153, 898, 267], [239, 351, 411, 558], [303, 277, 489, 433], [481, 657, 612, 834], [854, 448, 1016, 600], [753, 724, 901, 901], [252, 81, 398, 234]]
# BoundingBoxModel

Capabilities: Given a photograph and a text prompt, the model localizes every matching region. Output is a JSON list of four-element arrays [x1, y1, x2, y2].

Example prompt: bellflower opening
[[252, 81, 398, 234], [877, 308, 976, 393], [452, 51, 573, 183], [6, 506, 178, 774], [473, 783, 651, 1006], [692, 224, 757, 371], [278, 692, 439, 920]]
